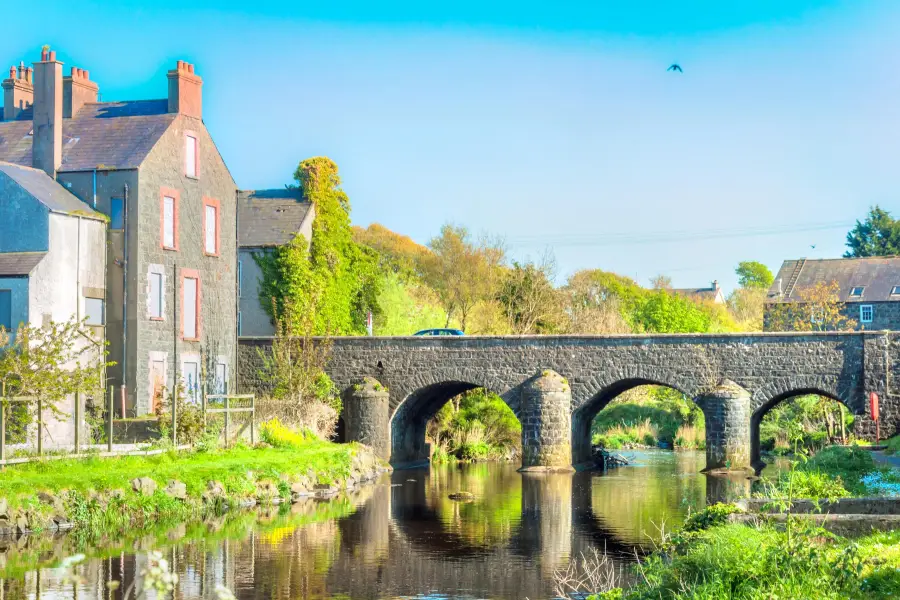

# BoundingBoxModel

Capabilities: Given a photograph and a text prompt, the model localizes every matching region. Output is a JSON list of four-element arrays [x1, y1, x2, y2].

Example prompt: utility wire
[[505, 221, 851, 248]]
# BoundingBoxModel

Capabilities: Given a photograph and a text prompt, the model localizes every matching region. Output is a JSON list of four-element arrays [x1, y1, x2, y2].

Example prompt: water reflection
[[2, 450, 758, 599]]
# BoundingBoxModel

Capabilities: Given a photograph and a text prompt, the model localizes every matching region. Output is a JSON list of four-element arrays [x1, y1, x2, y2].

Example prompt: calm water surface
[[1, 451, 780, 599]]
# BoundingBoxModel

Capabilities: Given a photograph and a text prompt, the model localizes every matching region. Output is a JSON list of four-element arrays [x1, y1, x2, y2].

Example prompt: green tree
[[421, 224, 505, 331], [844, 206, 900, 257], [735, 261, 774, 289], [767, 280, 856, 332], [633, 290, 711, 333], [255, 157, 381, 335], [496, 258, 564, 334]]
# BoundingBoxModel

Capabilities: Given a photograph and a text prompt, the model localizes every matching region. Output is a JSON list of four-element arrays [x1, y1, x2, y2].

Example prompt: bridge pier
[[697, 380, 752, 473], [520, 370, 574, 472], [341, 377, 391, 460]]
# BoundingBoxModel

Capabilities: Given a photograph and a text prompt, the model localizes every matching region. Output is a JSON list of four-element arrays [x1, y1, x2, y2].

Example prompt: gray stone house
[[673, 280, 726, 304], [0, 47, 237, 415], [237, 189, 314, 336], [765, 257, 900, 331]]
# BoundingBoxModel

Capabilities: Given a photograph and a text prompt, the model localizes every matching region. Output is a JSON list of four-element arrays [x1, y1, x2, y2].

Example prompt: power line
[[505, 221, 852, 248]]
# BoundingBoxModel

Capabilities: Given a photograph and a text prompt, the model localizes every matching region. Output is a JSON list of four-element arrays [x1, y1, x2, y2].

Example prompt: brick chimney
[[63, 66, 98, 118], [32, 47, 63, 178], [2, 61, 33, 121], [167, 60, 202, 119]]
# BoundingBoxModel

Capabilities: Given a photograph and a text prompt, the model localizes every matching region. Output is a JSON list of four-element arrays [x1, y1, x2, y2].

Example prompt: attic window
[[892, 286, 900, 296], [850, 287, 865, 297]]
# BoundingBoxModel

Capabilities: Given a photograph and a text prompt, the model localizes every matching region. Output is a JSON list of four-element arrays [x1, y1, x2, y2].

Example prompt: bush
[[155, 383, 206, 446], [885, 436, 900, 456], [457, 441, 492, 461], [260, 418, 315, 449], [803, 445, 875, 495], [682, 503, 743, 533]]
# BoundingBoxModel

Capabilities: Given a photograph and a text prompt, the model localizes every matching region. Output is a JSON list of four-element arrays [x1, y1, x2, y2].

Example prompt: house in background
[[764, 257, 900, 331], [237, 188, 314, 337], [0, 47, 237, 415], [0, 160, 106, 445], [673, 281, 726, 304]]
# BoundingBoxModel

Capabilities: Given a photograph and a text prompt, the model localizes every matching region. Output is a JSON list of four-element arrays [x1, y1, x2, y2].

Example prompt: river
[[0, 450, 782, 599]]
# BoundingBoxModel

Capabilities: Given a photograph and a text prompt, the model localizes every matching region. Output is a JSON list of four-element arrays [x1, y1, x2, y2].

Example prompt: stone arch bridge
[[238, 332, 900, 471]]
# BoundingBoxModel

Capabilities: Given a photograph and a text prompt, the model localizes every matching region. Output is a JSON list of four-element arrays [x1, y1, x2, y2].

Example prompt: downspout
[[91, 169, 97, 209], [234, 190, 239, 393], [121, 183, 128, 417]]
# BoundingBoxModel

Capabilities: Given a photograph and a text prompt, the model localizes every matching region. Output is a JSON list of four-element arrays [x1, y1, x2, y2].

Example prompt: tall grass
[[674, 424, 705, 450]]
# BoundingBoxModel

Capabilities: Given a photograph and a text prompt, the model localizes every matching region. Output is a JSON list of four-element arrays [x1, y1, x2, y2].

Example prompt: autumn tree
[[650, 274, 673, 290], [561, 270, 643, 334], [421, 224, 505, 331], [496, 257, 564, 334], [352, 223, 431, 280], [766, 280, 856, 332], [845, 206, 900, 258], [255, 157, 381, 335], [735, 261, 774, 289]]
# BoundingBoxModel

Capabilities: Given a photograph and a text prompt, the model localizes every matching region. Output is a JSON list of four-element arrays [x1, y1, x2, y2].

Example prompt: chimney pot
[[41, 49, 48, 61], [48, 51, 56, 62], [187, 63, 194, 74], [8, 67, 15, 79], [25, 67, 32, 83], [83, 69, 89, 80]]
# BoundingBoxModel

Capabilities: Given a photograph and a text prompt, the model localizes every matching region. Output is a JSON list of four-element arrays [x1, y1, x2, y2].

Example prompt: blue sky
[[3, 1, 899, 291]]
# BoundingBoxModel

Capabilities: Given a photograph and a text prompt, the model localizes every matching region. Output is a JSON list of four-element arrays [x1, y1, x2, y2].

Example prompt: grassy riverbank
[[0, 438, 387, 537], [585, 510, 900, 599], [591, 388, 706, 450]]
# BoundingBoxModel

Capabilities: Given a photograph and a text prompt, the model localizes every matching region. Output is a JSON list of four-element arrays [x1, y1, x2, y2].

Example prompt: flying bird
[[667, 64, 683, 73], [811, 245, 816, 249]]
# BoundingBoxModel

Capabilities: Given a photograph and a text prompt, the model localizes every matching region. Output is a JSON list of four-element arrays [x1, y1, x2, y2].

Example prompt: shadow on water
[[2, 450, 760, 599]]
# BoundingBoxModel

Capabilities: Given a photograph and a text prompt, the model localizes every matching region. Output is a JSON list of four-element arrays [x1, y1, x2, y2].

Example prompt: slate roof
[[0, 100, 174, 172], [769, 257, 900, 303], [0, 251, 46, 276], [238, 188, 313, 247], [0, 161, 102, 217], [672, 285, 725, 304]]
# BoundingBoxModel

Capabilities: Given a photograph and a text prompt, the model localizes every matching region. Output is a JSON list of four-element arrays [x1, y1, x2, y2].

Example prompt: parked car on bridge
[[413, 328, 464, 336]]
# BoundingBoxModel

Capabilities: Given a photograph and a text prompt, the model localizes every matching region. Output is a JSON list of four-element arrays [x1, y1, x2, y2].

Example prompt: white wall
[[27, 212, 107, 448]]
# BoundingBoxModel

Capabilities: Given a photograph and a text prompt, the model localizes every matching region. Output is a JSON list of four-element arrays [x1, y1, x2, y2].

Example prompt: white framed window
[[185, 134, 198, 177], [892, 286, 900, 296], [163, 196, 176, 249], [214, 361, 227, 395], [237, 260, 242, 298], [182, 275, 199, 339], [850, 286, 865, 297], [860, 304, 874, 324], [181, 355, 200, 404], [204, 203, 217, 254], [148, 269, 164, 319], [810, 307, 824, 324], [84, 298, 104, 325]]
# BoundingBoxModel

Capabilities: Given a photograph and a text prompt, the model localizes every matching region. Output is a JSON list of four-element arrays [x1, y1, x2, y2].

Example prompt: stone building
[[672, 280, 726, 304], [0, 47, 238, 415], [765, 257, 900, 331], [237, 188, 314, 336]]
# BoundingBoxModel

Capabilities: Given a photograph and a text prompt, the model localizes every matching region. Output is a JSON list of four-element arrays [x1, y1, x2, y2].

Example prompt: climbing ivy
[[255, 157, 380, 335]]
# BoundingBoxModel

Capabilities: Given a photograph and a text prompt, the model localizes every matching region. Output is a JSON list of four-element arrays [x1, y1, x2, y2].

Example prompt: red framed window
[[180, 269, 201, 341], [202, 197, 221, 256], [160, 187, 180, 250]]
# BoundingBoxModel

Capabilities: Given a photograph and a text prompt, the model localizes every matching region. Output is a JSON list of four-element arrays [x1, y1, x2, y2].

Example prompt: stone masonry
[[238, 332, 900, 469]]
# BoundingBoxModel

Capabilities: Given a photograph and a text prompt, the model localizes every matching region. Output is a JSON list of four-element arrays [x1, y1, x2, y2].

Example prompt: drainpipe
[[121, 183, 128, 417], [91, 169, 97, 209]]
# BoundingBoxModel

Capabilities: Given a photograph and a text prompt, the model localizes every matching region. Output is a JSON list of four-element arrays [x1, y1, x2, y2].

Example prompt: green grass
[[0, 440, 379, 537], [885, 435, 900, 455], [589, 518, 900, 600]]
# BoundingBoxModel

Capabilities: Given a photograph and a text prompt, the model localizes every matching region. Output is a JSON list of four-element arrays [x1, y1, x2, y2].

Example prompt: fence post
[[201, 384, 207, 431], [108, 385, 114, 452], [37, 396, 43, 457], [250, 395, 256, 446], [74, 392, 81, 454], [224, 395, 230, 448], [1, 395, 6, 467]]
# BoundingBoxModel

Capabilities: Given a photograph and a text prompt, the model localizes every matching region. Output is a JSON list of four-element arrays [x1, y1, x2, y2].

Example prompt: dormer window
[[891, 286, 900, 296], [849, 286, 865, 297]]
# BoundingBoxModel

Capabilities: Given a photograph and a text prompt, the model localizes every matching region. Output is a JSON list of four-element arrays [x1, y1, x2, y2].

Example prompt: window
[[182, 360, 200, 403], [148, 271, 163, 319], [0, 290, 11, 331], [850, 286, 865, 297], [84, 298, 104, 325], [181, 272, 200, 340], [892, 286, 900, 296], [214, 362, 227, 395], [202, 198, 220, 256], [110, 198, 124, 230], [237, 260, 242, 298], [860, 305, 874, 324], [185, 134, 198, 177], [810, 307, 824, 324], [237, 311, 242, 336], [163, 196, 176, 249]]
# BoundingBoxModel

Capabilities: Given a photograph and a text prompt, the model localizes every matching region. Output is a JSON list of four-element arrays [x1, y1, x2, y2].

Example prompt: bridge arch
[[390, 378, 516, 466], [750, 382, 858, 471], [571, 377, 693, 465]]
